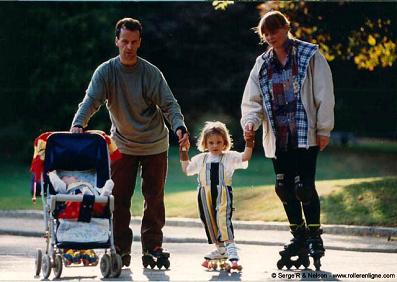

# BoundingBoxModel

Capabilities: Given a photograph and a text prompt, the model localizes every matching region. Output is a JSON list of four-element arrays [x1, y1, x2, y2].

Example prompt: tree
[[214, 0, 397, 71]]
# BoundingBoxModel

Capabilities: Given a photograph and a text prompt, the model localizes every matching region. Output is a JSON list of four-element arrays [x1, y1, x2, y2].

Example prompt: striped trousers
[[197, 162, 234, 244]]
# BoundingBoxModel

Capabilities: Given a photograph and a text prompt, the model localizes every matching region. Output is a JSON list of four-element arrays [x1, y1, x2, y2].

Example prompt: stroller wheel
[[53, 254, 63, 279], [34, 249, 42, 277], [100, 254, 111, 278], [41, 254, 51, 279], [110, 253, 122, 278]]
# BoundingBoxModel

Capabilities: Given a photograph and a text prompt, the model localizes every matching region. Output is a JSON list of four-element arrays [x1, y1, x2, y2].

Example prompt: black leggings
[[272, 146, 320, 227]]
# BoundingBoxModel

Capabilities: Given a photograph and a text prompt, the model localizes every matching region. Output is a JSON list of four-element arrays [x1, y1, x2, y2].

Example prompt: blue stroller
[[32, 132, 122, 279]]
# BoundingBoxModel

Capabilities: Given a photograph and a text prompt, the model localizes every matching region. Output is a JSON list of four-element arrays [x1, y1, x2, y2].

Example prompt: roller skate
[[307, 228, 325, 271], [80, 249, 98, 266], [63, 249, 81, 266], [142, 246, 170, 270], [224, 242, 242, 272], [121, 253, 131, 267], [201, 245, 228, 270], [116, 246, 131, 267], [277, 226, 310, 270]]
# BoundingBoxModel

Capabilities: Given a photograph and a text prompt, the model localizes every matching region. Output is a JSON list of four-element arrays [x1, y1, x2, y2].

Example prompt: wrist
[[175, 126, 188, 136], [245, 140, 254, 148]]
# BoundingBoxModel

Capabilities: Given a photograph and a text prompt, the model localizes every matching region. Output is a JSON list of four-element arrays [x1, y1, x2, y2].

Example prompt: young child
[[48, 171, 113, 196], [180, 121, 254, 271], [48, 171, 114, 266]]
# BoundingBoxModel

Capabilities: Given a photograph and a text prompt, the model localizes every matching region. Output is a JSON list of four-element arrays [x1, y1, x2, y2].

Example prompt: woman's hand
[[316, 135, 329, 151]]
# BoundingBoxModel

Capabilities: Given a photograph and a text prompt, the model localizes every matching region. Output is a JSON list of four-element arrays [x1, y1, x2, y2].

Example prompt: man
[[71, 18, 189, 267]]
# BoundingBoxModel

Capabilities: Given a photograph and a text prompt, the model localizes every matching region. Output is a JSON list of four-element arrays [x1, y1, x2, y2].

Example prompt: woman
[[241, 11, 334, 270]]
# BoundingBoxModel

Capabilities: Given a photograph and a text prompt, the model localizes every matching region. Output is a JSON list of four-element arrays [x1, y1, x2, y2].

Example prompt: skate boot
[[121, 253, 131, 267], [63, 249, 82, 265], [277, 226, 310, 270], [225, 242, 242, 272], [307, 228, 325, 271], [80, 249, 98, 266], [63, 249, 75, 266], [202, 245, 228, 270], [142, 246, 170, 270]]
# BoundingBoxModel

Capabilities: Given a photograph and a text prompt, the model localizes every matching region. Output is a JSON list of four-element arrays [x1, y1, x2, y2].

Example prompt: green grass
[[144, 177, 397, 227], [321, 177, 397, 226], [1, 142, 396, 226]]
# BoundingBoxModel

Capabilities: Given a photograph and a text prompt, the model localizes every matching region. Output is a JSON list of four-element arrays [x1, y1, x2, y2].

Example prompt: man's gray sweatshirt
[[72, 56, 186, 155]]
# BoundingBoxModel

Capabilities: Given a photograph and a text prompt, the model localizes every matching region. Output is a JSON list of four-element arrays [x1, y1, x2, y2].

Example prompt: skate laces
[[205, 249, 227, 259], [225, 242, 239, 261]]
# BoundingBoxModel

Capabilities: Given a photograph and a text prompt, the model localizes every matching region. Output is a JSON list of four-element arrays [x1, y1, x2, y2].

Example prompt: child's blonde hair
[[197, 121, 233, 152]]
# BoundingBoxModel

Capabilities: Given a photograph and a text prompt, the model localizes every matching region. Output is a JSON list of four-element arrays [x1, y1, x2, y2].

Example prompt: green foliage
[[0, 2, 396, 162], [242, 1, 397, 71]]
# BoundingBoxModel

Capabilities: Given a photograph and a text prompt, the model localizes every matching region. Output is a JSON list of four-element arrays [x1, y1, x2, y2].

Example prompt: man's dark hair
[[115, 18, 142, 39]]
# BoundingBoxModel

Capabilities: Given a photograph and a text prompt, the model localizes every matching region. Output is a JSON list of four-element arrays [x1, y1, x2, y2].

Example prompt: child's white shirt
[[184, 151, 248, 179]]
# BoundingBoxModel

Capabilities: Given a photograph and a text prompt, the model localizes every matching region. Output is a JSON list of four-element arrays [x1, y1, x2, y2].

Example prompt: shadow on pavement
[[209, 270, 242, 281], [142, 268, 170, 281]]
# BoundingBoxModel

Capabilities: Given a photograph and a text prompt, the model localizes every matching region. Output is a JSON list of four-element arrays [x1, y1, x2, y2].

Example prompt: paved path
[[1, 235, 397, 281], [1, 212, 396, 253]]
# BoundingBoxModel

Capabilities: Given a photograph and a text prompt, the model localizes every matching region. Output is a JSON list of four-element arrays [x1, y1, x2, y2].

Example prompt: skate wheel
[[314, 258, 321, 271], [201, 260, 209, 268], [237, 265, 243, 271], [285, 261, 292, 269], [302, 256, 310, 268], [276, 259, 284, 270], [163, 259, 170, 270], [142, 255, 156, 269], [156, 260, 163, 270], [53, 254, 63, 279], [82, 259, 90, 266]]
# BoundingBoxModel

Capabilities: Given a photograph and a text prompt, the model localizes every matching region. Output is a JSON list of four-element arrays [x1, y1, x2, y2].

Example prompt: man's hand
[[70, 126, 83, 133], [316, 135, 329, 151], [176, 129, 190, 150]]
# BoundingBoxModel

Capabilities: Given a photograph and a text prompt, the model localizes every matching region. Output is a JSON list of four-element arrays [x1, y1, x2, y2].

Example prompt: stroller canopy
[[31, 131, 121, 188]]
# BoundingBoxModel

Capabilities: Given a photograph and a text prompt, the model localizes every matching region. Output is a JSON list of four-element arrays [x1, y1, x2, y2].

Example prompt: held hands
[[176, 128, 190, 150], [244, 123, 255, 148], [176, 128, 190, 161], [316, 135, 329, 151]]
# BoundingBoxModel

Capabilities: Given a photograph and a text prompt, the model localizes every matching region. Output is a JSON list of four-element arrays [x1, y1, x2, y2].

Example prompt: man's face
[[115, 28, 141, 66]]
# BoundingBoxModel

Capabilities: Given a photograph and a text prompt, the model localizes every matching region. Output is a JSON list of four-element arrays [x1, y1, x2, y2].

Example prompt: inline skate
[[277, 226, 310, 270], [142, 246, 170, 270], [306, 228, 325, 271]]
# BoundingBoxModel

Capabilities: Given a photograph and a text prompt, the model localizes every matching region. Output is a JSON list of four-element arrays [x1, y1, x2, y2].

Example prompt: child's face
[[61, 175, 78, 185], [206, 134, 225, 155]]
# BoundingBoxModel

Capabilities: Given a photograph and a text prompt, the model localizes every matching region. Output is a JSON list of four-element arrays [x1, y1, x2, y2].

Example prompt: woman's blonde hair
[[196, 121, 233, 152], [256, 10, 291, 42]]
